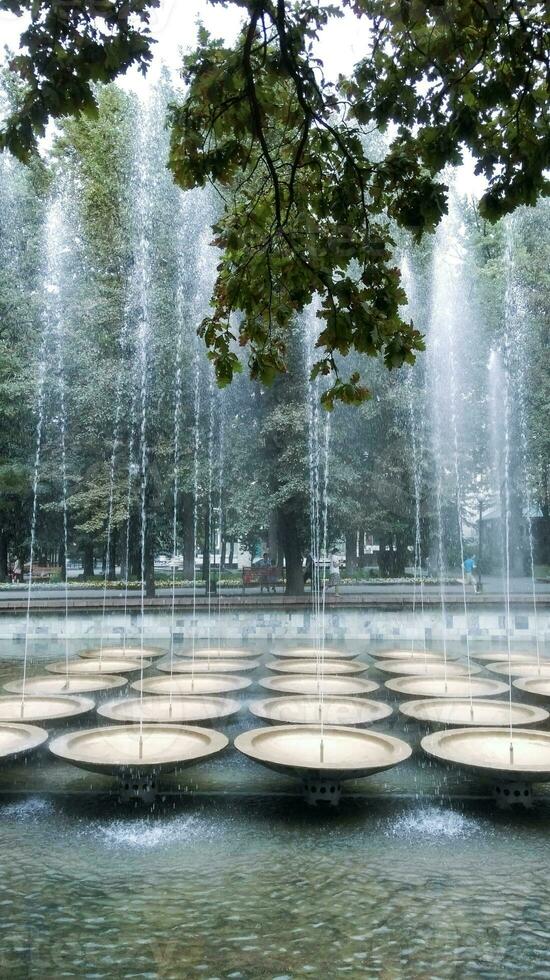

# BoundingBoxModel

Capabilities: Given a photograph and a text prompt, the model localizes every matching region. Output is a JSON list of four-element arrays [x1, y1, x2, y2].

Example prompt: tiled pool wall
[[0, 606, 548, 643]]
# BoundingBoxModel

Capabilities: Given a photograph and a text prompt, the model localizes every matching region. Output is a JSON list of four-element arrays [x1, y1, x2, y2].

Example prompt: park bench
[[242, 565, 284, 593], [25, 565, 61, 581]]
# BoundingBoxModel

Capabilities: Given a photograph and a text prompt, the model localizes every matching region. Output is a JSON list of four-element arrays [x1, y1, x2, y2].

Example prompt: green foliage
[[345, 1, 549, 221], [0, 0, 158, 161], [2, 1, 548, 407], [168, 11, 427, 405]]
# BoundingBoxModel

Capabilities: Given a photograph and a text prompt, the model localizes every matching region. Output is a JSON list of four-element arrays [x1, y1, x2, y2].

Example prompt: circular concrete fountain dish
[[273, 647, 359, 660], [176, 647, 258, 659], [45, 658, 147, 676], [79, 645, 166, 661], [471, 650, 545, 663], [376, 649, 455, 662], [133, 674, 252, 696], [249, 695, 392, 727], [513, 677, 550, 700], [258, 674, 379, 696], [49, 724, 228, 777], [374, 659, 481, 677], [0, 694, 95, 725], [235, 724, 411, 781], [486, 660, 550, 679], [400, 698, 548, 727], [156, 658, 260, 674], [421, 727, 550, 782], [4, 674, 127, 696], [0, 722, 47, 762], [266, 658, 368, 676], [98, 695, 240, 725], [385, 675, 509, 699]]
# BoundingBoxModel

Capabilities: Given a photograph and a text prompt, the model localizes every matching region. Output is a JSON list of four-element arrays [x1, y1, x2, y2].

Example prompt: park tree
[[0, 125, 48, 578]]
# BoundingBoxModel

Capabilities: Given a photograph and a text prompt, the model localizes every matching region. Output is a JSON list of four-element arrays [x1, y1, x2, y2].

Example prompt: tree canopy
[[1, 1, 548, 404]]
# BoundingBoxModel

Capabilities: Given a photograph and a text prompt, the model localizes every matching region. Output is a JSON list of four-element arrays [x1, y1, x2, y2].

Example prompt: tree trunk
[[220, 535, 227, 569], [358, 528, 365, 569], [181, 491, 194, 577], [268, 510, 279, 565], [278, 505, 304, 595], [202, 510, 210, 584], [128, 520, 141, 579], [108, 526, 117, 581], [377, 534, 392, 577], [345, 531, 357, 573], [144, 523, 155, 598], [82, 541, 94, 578], [0, 532, 8, 582], [228, 538, 235, 568], [59, 536, 66, 580], [509, 489, 525, 576]]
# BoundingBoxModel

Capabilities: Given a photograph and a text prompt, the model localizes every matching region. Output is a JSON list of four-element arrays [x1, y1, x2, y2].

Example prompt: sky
[[0, 1, 369, 82], [0, 0, 483, 195]]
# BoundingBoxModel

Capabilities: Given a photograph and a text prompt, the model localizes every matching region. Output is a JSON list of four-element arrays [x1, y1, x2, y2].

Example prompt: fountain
[[375, 649, 454, 662], [422, 727, 550, 808], [0, 723, 48, 763], [400, 698, 548, 728], [156, 658, 260, 674], [514, 677, 550, 700], [5, 675, 127, 696], [485, 660, 550, 678], [272, 647, 360, 660], [259, 675, 379, 696], [249, 695, 392, 727], [46, 658, 147, 676], [420, 211, 550, 809], [0, 695, 94, 726], [98, 695, 240, 725], [133, 674, 252, 696], [266, 658, 368, 676], [176, 647, 258, 659], [374, 659, 481, 677], [471, 650, 544, 663], [49, 724, 228, 803], [6, 191, 87, 729], [79, 646, 167, 661], [235, 725, 411, 806], [385, 675, 508, 698]]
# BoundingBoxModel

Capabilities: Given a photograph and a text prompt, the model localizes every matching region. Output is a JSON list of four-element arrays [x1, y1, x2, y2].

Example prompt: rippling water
[[1, 793, 550, 979]]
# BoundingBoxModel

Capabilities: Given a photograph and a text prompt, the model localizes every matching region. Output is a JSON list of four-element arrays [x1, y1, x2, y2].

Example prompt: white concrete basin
[[266, 659, 368, 675], [49, 724, 228, 776], [249, 695, 392, 727], [156, 658, 260, 674], [422, 727, 550, 781], [46, 658, 146, 676], [0, 722, 48, 762], [385, 675, 509, 698], [400, 698, 548, 727], [235, 724, 411, 781], [258, 675, 379, 696], [5, 674, 127, 696], [132, 674, 252, 696], [0, 694, 95, 725], [97, 695, 240, 724]]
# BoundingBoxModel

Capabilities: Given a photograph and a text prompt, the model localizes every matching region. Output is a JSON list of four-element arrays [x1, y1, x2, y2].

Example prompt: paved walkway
[[0, 576, 548, 611]]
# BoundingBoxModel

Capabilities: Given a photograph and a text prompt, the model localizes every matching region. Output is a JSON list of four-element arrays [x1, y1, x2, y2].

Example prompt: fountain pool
[[1, 631, 550, 975]]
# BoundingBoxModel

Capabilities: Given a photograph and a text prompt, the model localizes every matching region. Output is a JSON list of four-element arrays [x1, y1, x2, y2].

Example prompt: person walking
[[258, 552, 270, 593], [326, 548, 341, 595], [463, 555, 478, 593]]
